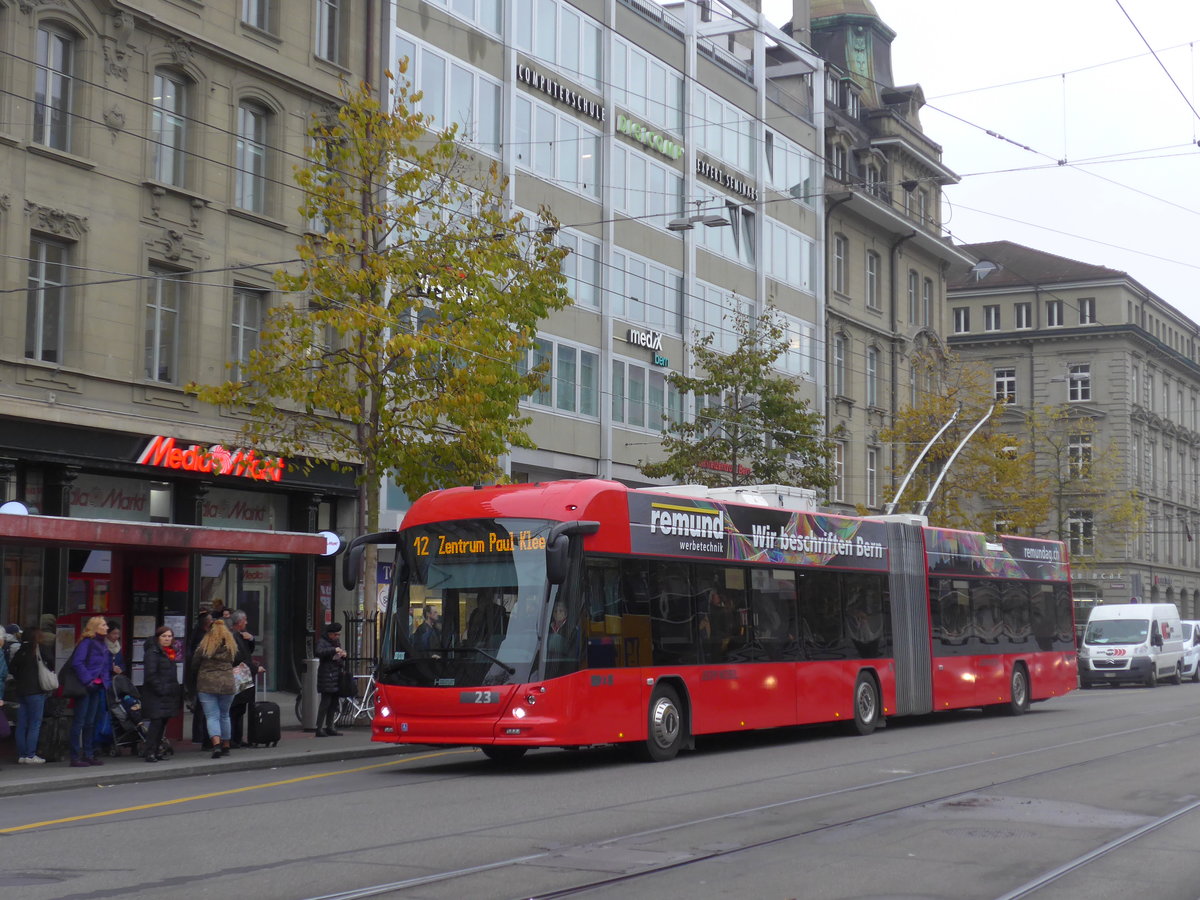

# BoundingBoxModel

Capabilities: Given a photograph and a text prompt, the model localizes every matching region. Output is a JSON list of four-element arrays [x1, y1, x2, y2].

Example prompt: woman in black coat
[[314, 622, 347, 738], [141, 625, 183, 763]]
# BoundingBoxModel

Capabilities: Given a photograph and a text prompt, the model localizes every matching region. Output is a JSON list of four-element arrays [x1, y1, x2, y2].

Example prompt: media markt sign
[[137, 435, 286, 482], [616, 113, 684, 160]]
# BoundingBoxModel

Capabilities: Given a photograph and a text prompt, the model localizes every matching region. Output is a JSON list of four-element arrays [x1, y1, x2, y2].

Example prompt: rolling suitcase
[[247, 672, 280, 747], [38, 697, 73, 762]]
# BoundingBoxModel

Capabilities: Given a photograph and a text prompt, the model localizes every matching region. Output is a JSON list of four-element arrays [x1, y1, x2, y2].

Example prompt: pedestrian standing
[[140, 625, 181, 763], [188, 610, 213, 747], [314, 622, 347, 737], [191, 618, 238, 759], [68, 616, 113, 767], [10, 625, 52, 764], [228, 610, 264, 748]]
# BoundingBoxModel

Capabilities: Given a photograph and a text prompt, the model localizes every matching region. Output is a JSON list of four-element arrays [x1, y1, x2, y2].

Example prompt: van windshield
[[1084, 620, 1149, 645]]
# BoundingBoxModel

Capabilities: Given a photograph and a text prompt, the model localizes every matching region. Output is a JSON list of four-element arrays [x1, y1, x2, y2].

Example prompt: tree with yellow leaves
[[190, 70, 569, 594]]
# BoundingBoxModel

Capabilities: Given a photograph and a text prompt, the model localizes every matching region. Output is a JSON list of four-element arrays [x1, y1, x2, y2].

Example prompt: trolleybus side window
[[749, 569, 800, 662], [931, 579, 971, 652], [844, 572, 889, 659], [649, 560, 699, 665], [999, 582, 1031, 647], [972, 580, 1002, 645], [799, 571, 848, 660]]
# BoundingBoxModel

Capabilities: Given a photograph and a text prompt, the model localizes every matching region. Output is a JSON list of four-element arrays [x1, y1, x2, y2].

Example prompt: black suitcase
[[38, 706, 73, 762], [247, 676, 280, 747]]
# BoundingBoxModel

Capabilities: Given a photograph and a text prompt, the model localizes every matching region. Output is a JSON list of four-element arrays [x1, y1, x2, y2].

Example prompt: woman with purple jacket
[[68, 616, 113, 767]]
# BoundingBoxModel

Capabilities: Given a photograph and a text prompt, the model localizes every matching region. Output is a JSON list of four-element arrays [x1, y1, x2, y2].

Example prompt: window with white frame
[[907, 270, 918, 322], [145, 266, 183, 383], [556, 230, 601, 309], [1046, 299, 1064, 327], [833, 334, 846, 396], [994, 367, 1016, 403], [1068, 363, 1091, 402], [953, 307, 970, 333], [235, 102, 268, 213], [1015, 302, 1032, 329], [395, 37, 502, 156], [315, 0, 347, 64], [151, 70, 187, 187], [833, 234, 848, 294], [422, 0, 501, 34], [515, 94, 600, 197], [612, 249, 683, 333], [1067, 509, 1094, 556], [514, 0, 602, 89], [775, 312, 816, 379], [613, 38, 683, 133], [26, 236, 69, 364], [922, 278, 933, 325], [984, 305, 1000, 331], [866, 251, 880, 309], [764, 218, 815, 293], [34, 26, 74, 151], [831, 441, 845, 502], [230, 286, 266, 380], [691, 187, 754, 267], [764, 130, 816, 207], [692, 84, 752, 173], [612, 358, 681, 431], [242, 0, 276, 32], [1144, 369, 1153, 408], [525, 337, 599, 417], [691, 282, 750, 353], [866, 347, 878, 407], [1068, 433, 1092, 478], [866, 448, 878, 507], [1078, 296, 1096, 325], [829, 143, 848, 181], [610, 143, 682, 226]]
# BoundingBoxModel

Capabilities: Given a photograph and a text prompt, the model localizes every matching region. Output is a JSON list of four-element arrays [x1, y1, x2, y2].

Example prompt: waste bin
[[300, 658, 320, 731]]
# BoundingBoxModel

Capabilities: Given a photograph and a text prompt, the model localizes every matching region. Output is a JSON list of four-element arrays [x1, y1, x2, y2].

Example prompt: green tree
[[639, 307, 833, 489], [189, 71, 569, 606]]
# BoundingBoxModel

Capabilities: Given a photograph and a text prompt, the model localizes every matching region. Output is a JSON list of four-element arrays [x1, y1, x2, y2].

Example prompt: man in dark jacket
[[229, 610, 263, 748], [314, 623, 347, 737]]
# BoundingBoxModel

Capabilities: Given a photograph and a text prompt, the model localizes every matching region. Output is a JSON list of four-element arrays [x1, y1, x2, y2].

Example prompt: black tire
[[852, 672, 880, 735], [1192, 666, 1199, 684], [1145, 665, 1158, 688], [1171, 664, 1183, 686], [481, 746, 527, 762], [1006, 664, 1031, 715], [638, 684, 685, 762]]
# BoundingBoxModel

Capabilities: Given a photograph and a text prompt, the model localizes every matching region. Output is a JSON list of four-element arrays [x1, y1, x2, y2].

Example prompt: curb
[[0, 741, 411, 798]]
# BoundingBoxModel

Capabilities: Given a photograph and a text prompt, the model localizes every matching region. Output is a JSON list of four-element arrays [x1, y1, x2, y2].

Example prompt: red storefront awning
[[0, 512, 328, 555]]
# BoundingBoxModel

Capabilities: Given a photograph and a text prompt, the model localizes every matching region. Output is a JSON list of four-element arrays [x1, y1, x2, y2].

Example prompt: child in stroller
[[107, 674, 173, 759]]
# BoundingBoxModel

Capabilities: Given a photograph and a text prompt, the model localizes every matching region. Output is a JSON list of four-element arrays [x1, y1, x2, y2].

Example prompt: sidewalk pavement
[[0, 693, 409, 798]]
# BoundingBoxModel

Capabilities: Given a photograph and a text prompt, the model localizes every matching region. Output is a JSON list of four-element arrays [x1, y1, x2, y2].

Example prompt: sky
[[760, 0, 1200, 319]]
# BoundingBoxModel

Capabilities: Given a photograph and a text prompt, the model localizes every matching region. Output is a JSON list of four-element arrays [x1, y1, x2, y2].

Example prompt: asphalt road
[[5, 682, 1200, 900]]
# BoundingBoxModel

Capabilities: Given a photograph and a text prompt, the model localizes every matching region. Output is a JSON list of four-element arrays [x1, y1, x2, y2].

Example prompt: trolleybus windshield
[[383, 517, 558, 687]]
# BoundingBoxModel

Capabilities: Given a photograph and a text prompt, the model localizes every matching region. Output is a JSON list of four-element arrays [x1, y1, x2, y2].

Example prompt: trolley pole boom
[[883, 408, 959, 516], [914, 405, 995, 517]]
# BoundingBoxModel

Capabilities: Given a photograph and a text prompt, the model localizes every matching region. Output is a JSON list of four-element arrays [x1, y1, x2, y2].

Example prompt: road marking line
[[0, 749, 473, 835]]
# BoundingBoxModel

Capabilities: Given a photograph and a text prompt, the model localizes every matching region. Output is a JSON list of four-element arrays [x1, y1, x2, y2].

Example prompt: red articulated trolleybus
[[344, 479, 1077, 762]]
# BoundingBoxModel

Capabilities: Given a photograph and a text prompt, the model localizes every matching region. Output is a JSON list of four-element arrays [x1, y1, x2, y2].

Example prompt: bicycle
[[335, 672, 377, 727]]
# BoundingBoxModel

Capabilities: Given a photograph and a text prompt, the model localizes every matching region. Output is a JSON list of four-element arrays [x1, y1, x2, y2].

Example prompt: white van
[[1078, 603, 1184, 688]]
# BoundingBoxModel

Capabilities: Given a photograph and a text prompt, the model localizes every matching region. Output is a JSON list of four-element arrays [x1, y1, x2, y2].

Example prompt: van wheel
[[1192, 666, 1200, 684], [637, 684, 685, 762], [1172, 664, 1183, 685], [1006, 665, 1030, 715], [1145, 666, 1158, 688], [852, 672, 880, 735]]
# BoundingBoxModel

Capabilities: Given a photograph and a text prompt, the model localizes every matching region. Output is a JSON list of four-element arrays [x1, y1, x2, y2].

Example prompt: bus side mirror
[[342, 531, 401, 591], [545, 520, 600, 585]]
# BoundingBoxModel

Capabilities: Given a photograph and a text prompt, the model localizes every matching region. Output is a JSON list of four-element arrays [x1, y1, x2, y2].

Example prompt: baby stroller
[[107, 674, 174, 759]]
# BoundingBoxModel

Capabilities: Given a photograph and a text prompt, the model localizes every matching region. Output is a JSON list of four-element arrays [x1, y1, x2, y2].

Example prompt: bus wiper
[[446, 646, 517, 675]]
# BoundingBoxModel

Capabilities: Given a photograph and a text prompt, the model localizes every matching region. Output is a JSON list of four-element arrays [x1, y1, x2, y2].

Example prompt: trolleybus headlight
[[379, 706, 392, 718]]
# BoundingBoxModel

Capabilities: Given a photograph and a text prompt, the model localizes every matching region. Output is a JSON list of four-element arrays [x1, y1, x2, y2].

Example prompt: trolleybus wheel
[[1006, 664, 1030, 715], [481, 746, 528, 763], [852, 672, 880, 735], [639, 684, 685, 762]]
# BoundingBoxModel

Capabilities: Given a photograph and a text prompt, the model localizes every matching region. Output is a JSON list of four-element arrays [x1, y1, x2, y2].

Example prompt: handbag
[[232, 662, 254, 694], [36, 652, 59, 693], [338, 668, 357, 698], [59, 654, 87, 699]]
